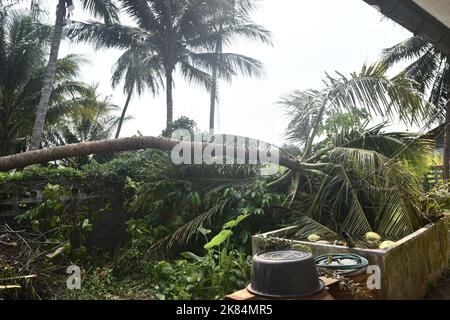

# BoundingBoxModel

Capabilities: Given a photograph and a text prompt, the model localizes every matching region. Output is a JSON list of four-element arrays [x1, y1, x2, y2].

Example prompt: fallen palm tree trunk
[[0, 136, 302, 172]]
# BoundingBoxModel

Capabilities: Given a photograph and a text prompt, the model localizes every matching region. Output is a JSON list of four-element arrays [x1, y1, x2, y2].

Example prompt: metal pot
[[247, 250, 324, 298]]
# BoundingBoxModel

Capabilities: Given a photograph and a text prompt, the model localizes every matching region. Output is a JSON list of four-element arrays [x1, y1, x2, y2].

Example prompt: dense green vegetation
[[1, 0, 449, 300], [381, 36, 450, 179], [0, 149, 279, 299], [0, 121, 443, 299]]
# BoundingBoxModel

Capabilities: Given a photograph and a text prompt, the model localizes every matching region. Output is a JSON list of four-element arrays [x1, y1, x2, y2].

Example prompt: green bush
[[421, 182, 450, 218], [150, 250, 250, 300], [15, 183, 93, 261], [63, 267, 155, 300]]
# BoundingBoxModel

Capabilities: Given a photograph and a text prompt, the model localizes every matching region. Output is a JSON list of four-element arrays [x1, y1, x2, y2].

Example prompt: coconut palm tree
[[45, 85, 123, 145], [122, 69, 434, 255], [0, 62, 430, 161], [44, 85, 125, 166], [276, 63, 434, 242], [0, 63, 430, 163], [0, 9, 90, 156], [0, 64, 434, 253], [111, 47, 163, 139], [68, 0, 267, 129], [29, 0, 119, 151], [380, 36, 450, 180], [284, 121, 431, 242], [200, 0, 272, 132]]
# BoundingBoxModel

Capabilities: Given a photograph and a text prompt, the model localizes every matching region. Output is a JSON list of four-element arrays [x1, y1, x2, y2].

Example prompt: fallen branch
[[0, 224, 63, 298], [0, 285, 21, 290], [0, 275, 37, 282]]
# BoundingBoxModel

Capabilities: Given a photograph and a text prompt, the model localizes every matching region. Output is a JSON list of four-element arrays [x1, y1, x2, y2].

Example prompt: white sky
[[31, 0, 413, 146]]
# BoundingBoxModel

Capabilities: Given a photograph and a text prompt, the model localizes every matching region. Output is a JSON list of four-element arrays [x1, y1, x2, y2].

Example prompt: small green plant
[[256, 234, 310, 252], [150, 215, 252, 300], [63, 267, 155, 300], [150, 250, 250, 300], [112, 219, 169, 277], [15, 183, 93, 261], [421, 182, 450, 219]]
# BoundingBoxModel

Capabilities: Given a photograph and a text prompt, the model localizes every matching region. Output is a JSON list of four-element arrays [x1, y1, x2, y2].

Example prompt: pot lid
[[256, 250, 310, 261]]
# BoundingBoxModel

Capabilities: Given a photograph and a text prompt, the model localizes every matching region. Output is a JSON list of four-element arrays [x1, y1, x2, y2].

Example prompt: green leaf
[[197, 227, 211, 236], [223, 214, 250, 230], [81, 219, 92, 231], [204, 230, 233, 249], [180, 251, 204, 262]]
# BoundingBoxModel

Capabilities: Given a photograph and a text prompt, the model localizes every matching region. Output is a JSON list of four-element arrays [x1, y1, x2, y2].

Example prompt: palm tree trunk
[[209, 65, 218, 133], [115, 90, 133, 139], [209, 37, 222, 134], [30, 0, 66, 151], [444, 85, 450, 182], [166, 70, 174, 128], [0, 136, 303, 172]]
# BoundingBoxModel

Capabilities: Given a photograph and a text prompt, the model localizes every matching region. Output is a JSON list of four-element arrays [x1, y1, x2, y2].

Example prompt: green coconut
[[307, 234, 321, 242], [379, 240, 396, 250], [364, 232, 381, 242]]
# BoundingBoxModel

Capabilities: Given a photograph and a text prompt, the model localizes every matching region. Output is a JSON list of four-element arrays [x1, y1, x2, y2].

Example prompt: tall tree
[[0, 65, 433, 248], [29, 0, 119, 151], [0, 9, 90, 156], [69, 0, 267, 129], [205, 0, 272, 132], [45, 85, 123, 145], [117, 0, 214, 128], [280, 63, 431, 160], [380, 36, 450, 180], [44, 85, 124, 166], [275, 64, 432, 241], [111, 47, 163, 138]]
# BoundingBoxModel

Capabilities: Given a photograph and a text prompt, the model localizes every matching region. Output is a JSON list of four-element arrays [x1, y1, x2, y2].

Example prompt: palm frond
[[400, 48, 442, 92], [281, 89, 324, 146], [429, 64, 450, 122], [80, 0, 120, 24], [222, 23, 272, 46], [189, 51, 264, 82], [179, 60, 212, 90], [120, 0, 157, 30], [380, 35, 449, 124], [152, 199, 230, 254], [67, 22, 146, 50], [293, 215, 339, 240], [374, 191, 424, 239], [112, 47, 163, 96], [380, 36, 431, 68]]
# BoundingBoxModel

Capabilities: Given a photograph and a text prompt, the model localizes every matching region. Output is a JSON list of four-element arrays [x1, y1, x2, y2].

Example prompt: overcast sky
[[35, 0, 412, 146]]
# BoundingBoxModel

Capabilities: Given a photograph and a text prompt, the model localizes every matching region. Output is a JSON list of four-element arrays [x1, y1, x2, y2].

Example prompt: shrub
[[150, 250, 250, 300]]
